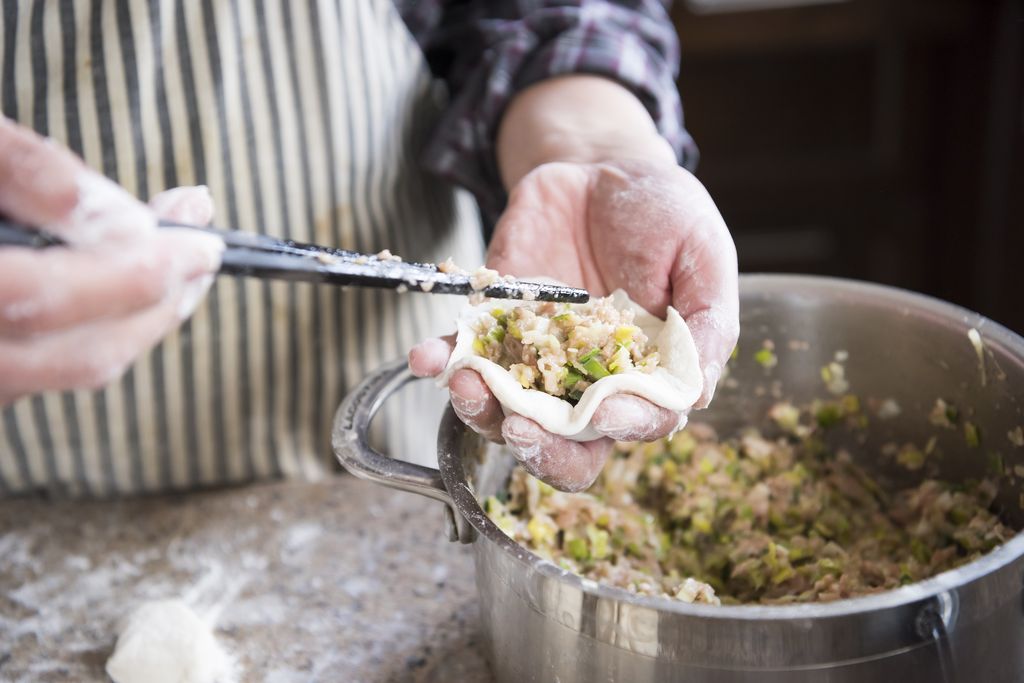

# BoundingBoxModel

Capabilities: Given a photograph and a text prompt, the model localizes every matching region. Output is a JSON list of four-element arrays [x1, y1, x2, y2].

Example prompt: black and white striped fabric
[[0, 0, 484, 497]]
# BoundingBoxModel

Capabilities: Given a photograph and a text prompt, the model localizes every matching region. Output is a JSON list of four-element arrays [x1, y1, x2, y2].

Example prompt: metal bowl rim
[[440, 273, 1024, 621]]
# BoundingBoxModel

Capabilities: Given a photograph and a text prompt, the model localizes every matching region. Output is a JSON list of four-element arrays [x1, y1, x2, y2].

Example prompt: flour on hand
[[106, 599, 236, 683]]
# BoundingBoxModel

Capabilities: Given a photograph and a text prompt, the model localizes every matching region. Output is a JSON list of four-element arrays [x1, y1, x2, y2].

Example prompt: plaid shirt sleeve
[[396, 1, 698, 222]]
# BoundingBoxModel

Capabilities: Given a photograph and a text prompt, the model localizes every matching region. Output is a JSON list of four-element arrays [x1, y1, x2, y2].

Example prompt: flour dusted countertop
[[0, 477, 493, 682]]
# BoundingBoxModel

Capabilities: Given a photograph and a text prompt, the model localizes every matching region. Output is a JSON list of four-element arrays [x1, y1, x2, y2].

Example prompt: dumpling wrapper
[[437, 289, 703, 441]]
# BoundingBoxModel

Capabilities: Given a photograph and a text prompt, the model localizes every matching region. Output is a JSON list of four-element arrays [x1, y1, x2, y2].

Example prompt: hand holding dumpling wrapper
[[410, 158, 740, 493]]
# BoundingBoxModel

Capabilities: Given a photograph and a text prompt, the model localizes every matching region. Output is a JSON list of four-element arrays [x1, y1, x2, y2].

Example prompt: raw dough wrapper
[[437, 289, 703, 441]]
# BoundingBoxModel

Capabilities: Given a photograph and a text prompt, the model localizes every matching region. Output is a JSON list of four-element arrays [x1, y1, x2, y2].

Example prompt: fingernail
[[408, 337, 451, 377], [594, 398, 651, 441], [450, 392, 489, 419], [502, 426, 544, 467], [177, 274, 214, 320], [163, 229, 225, 279], [150, 185, 215, 225], [190, 185, 215, 225], [47, 172, 156, 245], [700, 362, 722, 407]]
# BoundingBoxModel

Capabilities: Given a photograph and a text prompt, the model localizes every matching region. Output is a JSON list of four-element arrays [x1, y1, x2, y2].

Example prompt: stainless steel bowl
[[333, 275, 1024, 683]]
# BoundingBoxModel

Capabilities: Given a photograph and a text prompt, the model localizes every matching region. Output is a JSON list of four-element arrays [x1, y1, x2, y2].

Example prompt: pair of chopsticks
[[0, 219, 590, 304]]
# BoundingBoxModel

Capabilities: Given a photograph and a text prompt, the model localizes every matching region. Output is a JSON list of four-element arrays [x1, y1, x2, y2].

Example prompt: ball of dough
[[106, 599, 235, 683]]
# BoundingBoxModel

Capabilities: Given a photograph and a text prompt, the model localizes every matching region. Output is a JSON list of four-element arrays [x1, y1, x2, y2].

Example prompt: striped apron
[[0, 0, 484, 496]]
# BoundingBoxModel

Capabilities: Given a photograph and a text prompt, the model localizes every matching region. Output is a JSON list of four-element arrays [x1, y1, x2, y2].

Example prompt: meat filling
[[484, 398, 1013, 605], [472, 297, 660, 403]]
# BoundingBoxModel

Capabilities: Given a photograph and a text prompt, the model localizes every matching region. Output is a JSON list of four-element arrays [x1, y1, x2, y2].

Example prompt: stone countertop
[[0, 476, 494, 682]]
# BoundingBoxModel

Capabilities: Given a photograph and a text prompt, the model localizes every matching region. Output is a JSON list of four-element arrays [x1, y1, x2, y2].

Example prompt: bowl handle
[[332, 358, 472, 542]]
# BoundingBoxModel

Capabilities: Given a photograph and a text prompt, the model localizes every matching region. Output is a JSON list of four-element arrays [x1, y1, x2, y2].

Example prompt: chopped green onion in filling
[[472, 298, 659, 404], [484, 398, 1013, 606]]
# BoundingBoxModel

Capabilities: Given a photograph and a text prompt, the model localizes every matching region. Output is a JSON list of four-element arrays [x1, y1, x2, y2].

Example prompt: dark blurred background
[[670, 0, 1023, 333]]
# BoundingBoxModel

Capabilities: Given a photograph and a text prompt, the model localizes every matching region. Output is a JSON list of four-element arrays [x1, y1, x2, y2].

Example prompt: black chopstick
[[0, 219, 590, 304]]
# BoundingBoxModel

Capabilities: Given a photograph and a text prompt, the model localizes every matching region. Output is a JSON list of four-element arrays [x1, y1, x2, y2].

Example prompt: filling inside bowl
[[483, 396, 1014, 606], [472, 298, 660, 403]]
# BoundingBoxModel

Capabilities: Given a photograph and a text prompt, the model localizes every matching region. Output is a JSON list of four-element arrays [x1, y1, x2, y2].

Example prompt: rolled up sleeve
[[399, 1, 698, 221]]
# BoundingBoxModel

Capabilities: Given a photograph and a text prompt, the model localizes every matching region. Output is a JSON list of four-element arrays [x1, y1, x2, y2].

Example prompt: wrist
[[497, 75, 676, 191]]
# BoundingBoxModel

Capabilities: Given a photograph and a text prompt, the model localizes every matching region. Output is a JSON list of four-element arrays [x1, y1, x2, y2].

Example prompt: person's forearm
[[496, 75, 677, 191]]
